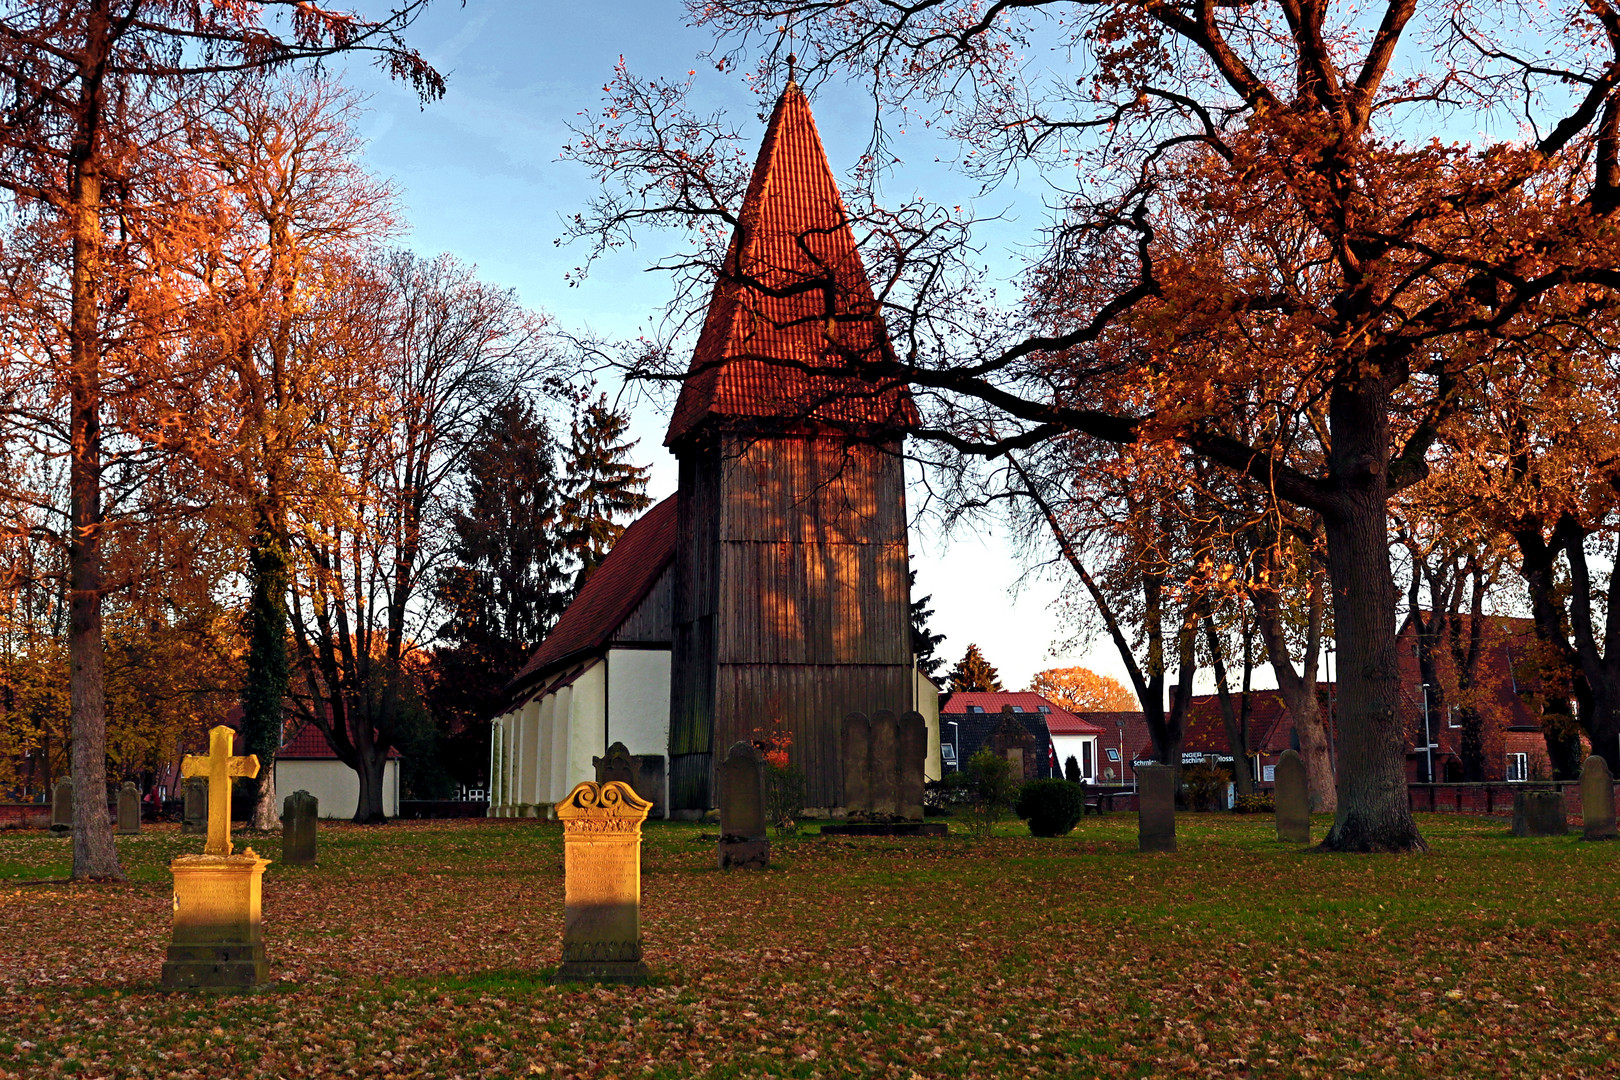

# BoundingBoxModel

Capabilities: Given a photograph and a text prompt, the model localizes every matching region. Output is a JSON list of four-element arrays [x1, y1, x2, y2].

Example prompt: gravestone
[[181, 776, 208, 835], [1273, 749, 1310, 843], [1137, 764, 1177, 853], [162, 725, 269, 990], [988, 708, 1039, 781], [551, 780, 653, 984], [50, 777, 72, 833], [717, 742, 769, 869], [1581, 756, 1616, 841], [896, 711, 928, 821], [282, 790, 318, 865], [1511, 789, 1568, 837], [828, 710, 942, 834], [116, 781, 141, 835], [593, 743, 667, 820], [841, 712, 872, 813]]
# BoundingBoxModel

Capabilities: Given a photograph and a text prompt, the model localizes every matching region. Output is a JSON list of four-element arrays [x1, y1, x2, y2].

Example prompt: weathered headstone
[[717, 742, 769, 869], [1511, 788, 1568, 837], [116, 781, 141, 835], [162, 725, 269, 990], [841, 712, 872, 813], [50, 776, 72, 833], [593, 743, 667, 819], [896, 711, 928, 821], [869, 709, 899, 816], [1137, 764, 1177, 853], [282, 790, 318, 865], [1581, 756, 1616, 841], [551, 780, 653, 984], [181, 775, 208, 835], [1273, 749, 1310, 843]]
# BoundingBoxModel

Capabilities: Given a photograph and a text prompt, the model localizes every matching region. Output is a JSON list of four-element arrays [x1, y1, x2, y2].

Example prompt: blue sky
[[337, 0, 1129, 692]]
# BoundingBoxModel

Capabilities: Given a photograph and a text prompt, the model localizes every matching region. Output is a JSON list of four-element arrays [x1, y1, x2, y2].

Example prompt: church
[[487, 78, 940, 819]]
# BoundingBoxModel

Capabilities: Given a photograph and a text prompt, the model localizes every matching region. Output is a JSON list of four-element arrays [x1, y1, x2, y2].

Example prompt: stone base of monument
[[1511, 790, 1568, 837], [161, 852, 271, 990], [718, 836, 770, 869], [551, 958, 650, 985], [819, 821, 948, 837]]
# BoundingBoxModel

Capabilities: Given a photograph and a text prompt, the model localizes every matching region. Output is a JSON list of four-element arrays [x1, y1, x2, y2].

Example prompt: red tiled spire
[[664, 81, 917, 446]]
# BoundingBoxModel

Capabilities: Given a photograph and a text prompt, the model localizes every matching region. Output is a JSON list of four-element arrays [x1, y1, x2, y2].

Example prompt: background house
[[276, 724, 401, 820]]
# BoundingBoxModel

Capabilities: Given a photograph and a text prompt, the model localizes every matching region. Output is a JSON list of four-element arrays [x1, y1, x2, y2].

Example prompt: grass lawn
[[1, 812, 1617, 1078]]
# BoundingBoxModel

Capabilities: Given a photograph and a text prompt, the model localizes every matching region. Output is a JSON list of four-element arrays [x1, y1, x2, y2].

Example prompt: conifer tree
[[948, 644, 1004, 694], [433, 397, 571, 736], [559, 394, 652, 592], [909, 567, 945, 678]]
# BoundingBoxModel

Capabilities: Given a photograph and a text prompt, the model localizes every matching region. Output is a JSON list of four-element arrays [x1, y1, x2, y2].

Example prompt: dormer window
[[968, 705, 984, 713], [1037, 705, 1050, 713], [1011, 705, 1023, 713]]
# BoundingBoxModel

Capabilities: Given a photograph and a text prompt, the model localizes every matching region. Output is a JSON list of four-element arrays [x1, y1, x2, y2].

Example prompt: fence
[[1405, 781, 1604, 819]]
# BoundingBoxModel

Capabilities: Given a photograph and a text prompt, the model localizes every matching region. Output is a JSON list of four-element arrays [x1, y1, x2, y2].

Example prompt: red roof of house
[[503, 495, 678, 702], [665, 81, 916, 446], [940, 691, 1105, 734], [279, 723, 401, 760]]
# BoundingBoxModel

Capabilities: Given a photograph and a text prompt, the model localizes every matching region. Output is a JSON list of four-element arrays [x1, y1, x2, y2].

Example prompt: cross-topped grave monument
[[161, 725, 271, 990]]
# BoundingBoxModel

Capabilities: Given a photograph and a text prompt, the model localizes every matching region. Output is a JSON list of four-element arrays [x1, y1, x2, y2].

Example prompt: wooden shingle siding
[[611, 564, 673, 644], [670, 444, 722, 810]]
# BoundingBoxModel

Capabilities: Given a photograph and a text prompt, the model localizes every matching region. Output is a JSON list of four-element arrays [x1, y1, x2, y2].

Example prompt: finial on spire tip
[[787, 52, 797, 84]]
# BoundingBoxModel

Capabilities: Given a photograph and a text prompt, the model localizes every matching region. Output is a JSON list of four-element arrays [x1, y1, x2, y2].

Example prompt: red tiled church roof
[[940, 691, 1105, 735], [665, 81, 917, 446], [503, 494, 679, 703]]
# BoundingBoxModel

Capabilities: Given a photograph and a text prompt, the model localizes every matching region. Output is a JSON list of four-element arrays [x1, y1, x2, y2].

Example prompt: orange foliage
[[1027, 666, 1136, 713]]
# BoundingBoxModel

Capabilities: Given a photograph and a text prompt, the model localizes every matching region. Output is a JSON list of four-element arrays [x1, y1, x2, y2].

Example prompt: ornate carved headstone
[[50, 776, 72, 833], [1137, 764, 1177, 853], [181, 776, 208, 835], [594, 742, 636, 787], [162, 725, 270, 990], [1581, 756, 1616, 840], [717, 742, 769, 869], [897, 711, 928, 821], [551, 781, 653, 985], [282, 790, 318, 865], [1273, 749, 1310, 843], [1511, 789, 1568, 837], [116, 781, 141, 835], [841, 712, 872, 813]]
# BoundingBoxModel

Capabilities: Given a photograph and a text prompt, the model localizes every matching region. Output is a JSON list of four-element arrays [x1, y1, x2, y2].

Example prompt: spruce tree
[[560, 394, 652, 592], [909, 566, 945, 678], [432, 397, 572, 744], [948, 643, 1004, 693]]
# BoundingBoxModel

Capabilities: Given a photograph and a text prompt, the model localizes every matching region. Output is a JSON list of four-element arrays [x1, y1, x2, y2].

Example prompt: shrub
[[1233, 791, 1275, 814], [765, 763, 806, 837], [1063, 755, 1082, 784], [924, 773, 974, 814], [1015, 779, 1085, 837], [1182, 763, 1230, 811], [965, 749, 1018, 838]]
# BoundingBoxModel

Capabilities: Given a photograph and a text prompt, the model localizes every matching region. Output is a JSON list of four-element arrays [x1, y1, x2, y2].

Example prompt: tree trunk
[[1319, 484, 1426, 852], [67, 15, 121, 880], [1251, 568, 1337, 813], [1203, 614, 1254, 795], [244, 524, 291, 830], [353, 744, 389, 824]]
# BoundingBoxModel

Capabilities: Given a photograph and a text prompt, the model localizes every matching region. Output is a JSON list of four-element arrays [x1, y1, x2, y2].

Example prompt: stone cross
[[116, 781, 141, 835], [1136, 764, 1177, 853], [1581, 756, 1617, 841], [282, 790, 319, 865], [180, 726, 260, 857], [552, 780, 653, 984], [718, 742, 769, 869], [1273, 749, 1310, 843]]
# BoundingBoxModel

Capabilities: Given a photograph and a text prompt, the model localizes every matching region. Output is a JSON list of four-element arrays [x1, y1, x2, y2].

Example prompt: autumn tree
[[947, 644, 1003, 694], [1028, 667, 1134, 713], [0, 0, 440, 878], [288, 252, 554, 822]]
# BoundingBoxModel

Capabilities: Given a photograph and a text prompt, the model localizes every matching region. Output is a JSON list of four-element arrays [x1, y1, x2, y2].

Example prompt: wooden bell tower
[[665, 80, 917, 813]]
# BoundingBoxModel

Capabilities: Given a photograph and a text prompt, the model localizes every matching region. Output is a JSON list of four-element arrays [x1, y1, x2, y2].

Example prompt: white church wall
[[914, 668, 943, 781], [548, 684, 573, 803], [519, 698, 541, 806], [275, 759, 399, 820], [606, 648, 671, 757], [566, 662, 607, 797]]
